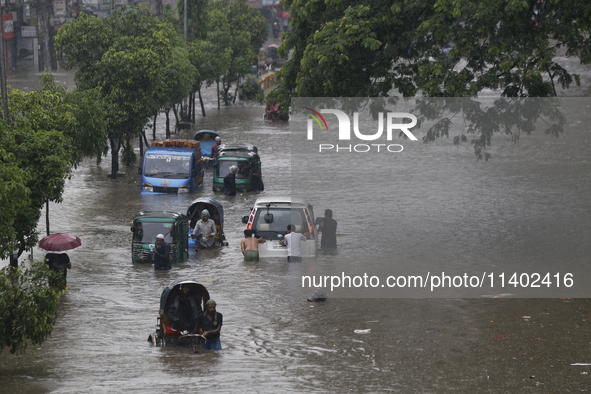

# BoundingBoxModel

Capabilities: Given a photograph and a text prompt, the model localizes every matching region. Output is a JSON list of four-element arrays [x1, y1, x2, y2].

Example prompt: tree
[[0, 75, 106, 355], [204, 0, 267, 105], [189, 38, 231, 115], [8, 72, 108, 167], [0, 146, 30, 261], [0, 261, 62, 354], [173, 0, 208, 41], [1, 74, 107, 261], [155, 45, 197, 139], [273, 0, 591, 157], [1, 127, 73, 260], [279, 0, 590, 98], [55, 6, 194, 177]]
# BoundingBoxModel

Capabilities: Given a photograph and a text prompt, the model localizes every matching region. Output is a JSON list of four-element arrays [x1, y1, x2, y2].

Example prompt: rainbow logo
[[303, 107, 328, 131]]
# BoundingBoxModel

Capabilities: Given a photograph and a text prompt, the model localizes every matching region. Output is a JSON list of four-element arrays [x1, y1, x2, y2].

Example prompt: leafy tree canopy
[[0, 146, 30, 258], [55, 6, 194, 176], [0, 73, 105, 259], [278, 0, 589, 99], [273, 0, 590, 158], [0, 262, 62, 355], [202, 0, 268, 104]]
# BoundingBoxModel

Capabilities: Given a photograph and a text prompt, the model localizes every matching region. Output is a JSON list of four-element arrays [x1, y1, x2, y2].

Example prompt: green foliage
[[0, 127, 72, 256], [63, 87, 109, 165], [157, 46, 197, 111], [174, 0, 209, 41], [8, 72, 108, 167], [239, 76, 263, 101], [0, 261, 62, 355], [189, 39, 228, 90], [0, 72, 107, 259], [0, 146, 30, 258], [55, 6, 194, 176], [202, 0, 268, 105], [277, 0, 590, 158]]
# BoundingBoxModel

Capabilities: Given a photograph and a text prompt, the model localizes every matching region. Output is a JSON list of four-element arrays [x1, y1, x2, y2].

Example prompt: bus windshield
[[144, 154, 191, 179]]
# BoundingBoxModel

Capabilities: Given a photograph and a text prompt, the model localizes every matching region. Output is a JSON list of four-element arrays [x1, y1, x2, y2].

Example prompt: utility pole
[[183, 0, 187, 44], [182, 0, 188, 122], [0, 2, 9, 121]]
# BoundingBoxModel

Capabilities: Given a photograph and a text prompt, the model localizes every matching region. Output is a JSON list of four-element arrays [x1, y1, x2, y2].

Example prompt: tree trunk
[[139, 131, 144, 174], [217, 80, 220, 109], [109, 136, 121, 178], [172, 105, 180, 134], [165, 108, 170, 139], [222, 74, 232, 106], [199, 87, 206, 117], [9, 254, 18, 268], [45, 199, 50, 236], [233, 76, 240, 104], [143, 129, 150, 148], [122, 135, 135, 166], [152, 114, 157, 140], [139, 130, 144, 157], [191, 92, 195, 124], [190, 92, 195, 123]]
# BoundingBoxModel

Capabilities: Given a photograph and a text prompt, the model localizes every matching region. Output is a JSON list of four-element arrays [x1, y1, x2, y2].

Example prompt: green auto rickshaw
[[212, 144, 264, 193], [131, 211, 189, 264]]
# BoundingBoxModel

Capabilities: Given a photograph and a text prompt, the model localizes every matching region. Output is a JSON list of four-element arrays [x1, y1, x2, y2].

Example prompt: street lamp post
[[182, 0, 188, 122], [0, 3, 9, 122]]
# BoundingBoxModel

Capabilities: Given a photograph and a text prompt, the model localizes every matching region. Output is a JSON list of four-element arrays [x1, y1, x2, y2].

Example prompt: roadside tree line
[[0, 73, 107, 354], [270, 0, 591, 159], [55, 2, 267, 178], [0, 1, 266, 355]]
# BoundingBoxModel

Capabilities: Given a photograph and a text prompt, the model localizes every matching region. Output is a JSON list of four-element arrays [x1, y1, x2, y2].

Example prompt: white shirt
[[284, 232, 307, 257]]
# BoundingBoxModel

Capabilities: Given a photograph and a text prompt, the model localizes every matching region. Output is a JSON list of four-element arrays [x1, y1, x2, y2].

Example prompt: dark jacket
[[153, 241, 171, 270], [320, 217, 338, 248], [224, 173, 236, 196]]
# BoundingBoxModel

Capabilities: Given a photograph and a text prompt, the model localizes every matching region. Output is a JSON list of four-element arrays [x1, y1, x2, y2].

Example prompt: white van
[[242, 196, 317, 258]]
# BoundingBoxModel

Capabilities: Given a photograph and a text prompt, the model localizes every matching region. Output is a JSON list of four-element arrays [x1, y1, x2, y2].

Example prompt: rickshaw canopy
[[193, 130, 220, 157], [159, 278, 210, 313], [187, 198, 224, 227]]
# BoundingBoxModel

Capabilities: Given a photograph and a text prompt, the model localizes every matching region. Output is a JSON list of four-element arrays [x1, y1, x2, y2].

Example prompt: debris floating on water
[[307, 288, 327, 302], [354, 329, 371, 334], [482, 293, 515, 298]]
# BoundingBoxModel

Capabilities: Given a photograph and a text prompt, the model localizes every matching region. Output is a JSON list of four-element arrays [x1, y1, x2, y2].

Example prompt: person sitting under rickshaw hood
[[192, 210, 216, 248]]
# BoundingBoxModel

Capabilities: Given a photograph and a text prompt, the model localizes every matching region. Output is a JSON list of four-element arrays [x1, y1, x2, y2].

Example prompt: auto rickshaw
[[265, 44, 288, 70], [130, 211, 189, 264], [186, 197, 228, 249], [147, 278, 210, 351], [193, 130, 220, 167], [212, 144, 264, 193]]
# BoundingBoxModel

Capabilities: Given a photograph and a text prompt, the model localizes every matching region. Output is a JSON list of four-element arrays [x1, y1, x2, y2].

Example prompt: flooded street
[[1, 65, 591, 392]]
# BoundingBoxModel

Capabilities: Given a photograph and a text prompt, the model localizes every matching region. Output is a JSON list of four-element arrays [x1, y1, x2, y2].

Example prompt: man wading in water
[[241, 229, 266, 261]]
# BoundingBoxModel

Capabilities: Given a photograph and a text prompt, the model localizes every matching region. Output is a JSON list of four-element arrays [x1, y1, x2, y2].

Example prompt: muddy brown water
[[1, 64, 591, 392]]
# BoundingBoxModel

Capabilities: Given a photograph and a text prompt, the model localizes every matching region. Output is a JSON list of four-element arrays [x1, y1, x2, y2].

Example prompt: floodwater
[[1, 66, 591, 393]]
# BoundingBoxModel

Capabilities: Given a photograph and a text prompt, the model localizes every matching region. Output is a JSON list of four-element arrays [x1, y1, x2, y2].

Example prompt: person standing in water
[[318, 209, 337, 249], [241, 230, 266, 261]]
